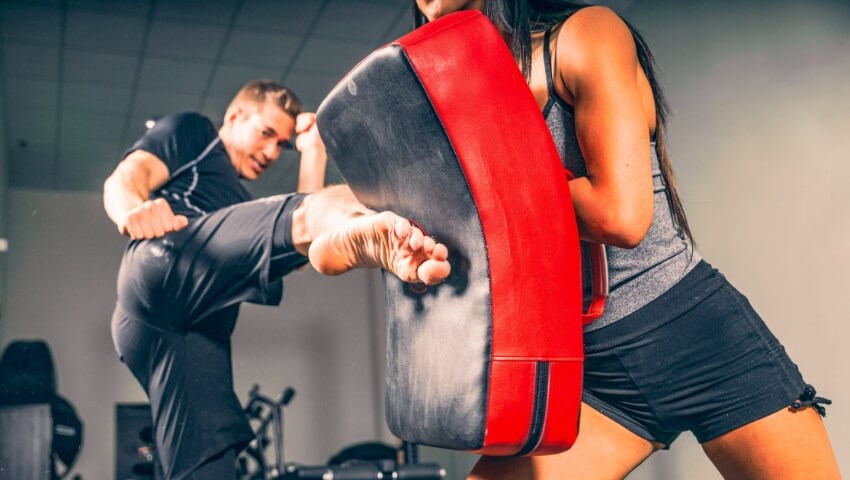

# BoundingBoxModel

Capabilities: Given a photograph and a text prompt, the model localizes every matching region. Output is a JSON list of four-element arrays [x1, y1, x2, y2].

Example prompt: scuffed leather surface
[[318, 46, 491, 449]]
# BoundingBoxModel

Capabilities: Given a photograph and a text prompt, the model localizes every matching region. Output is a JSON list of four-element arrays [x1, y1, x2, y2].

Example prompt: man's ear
[[223, 105, 242, 125]]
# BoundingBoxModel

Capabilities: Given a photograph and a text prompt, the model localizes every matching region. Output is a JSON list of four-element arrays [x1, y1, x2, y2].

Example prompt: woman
[[413, 1, 841, 478]]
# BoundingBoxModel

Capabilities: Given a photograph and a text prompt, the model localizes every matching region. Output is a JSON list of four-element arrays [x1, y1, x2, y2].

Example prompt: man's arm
[[294, 113, 327, 194], [103, 150, 189, 239]]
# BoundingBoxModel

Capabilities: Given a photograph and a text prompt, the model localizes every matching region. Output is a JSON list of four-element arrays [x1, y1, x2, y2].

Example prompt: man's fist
[[294, 112, 325, 153], [119, 198, 189, 239]]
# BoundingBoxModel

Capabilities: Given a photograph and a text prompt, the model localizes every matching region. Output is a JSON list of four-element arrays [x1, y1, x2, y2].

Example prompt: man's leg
[[184, 448, 237, 480], [290, 185, 451, 285], [112, 308, 250, 480]]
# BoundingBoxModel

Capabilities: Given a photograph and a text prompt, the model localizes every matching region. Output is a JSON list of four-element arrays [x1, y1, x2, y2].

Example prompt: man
[[104, 80, 450, 479]]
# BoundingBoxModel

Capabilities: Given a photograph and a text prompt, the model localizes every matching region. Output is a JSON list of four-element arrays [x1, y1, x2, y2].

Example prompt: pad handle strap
[[582, 242, 608, 324], [563, 168, 608, 325]]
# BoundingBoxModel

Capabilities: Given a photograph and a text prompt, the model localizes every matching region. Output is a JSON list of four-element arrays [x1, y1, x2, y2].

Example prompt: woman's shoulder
[[561, 5, 628, 32], [556, 5, 636, 62], [550, 5, 642, 97]]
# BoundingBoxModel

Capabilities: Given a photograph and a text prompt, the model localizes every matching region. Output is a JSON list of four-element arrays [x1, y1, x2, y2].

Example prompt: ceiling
[[0, 0, 415, 196]]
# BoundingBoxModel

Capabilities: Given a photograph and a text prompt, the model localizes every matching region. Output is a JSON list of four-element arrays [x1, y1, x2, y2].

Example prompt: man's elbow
[[103, 173, 120, 200], [102, 175, 113, 198]]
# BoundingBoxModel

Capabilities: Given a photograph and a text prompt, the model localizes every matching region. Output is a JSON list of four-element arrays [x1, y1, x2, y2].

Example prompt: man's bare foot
[[308, 211, 451, 285]]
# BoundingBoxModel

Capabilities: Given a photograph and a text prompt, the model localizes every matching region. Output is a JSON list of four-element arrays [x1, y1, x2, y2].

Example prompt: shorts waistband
[[584, 260, 725, 350]]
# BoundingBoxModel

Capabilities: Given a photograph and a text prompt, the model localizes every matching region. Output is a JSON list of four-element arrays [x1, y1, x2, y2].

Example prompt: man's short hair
[[229, 79, 303, 119]]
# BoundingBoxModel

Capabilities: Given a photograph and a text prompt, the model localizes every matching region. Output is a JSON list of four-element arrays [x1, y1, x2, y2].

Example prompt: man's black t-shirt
[[125, 112, 251, 218]]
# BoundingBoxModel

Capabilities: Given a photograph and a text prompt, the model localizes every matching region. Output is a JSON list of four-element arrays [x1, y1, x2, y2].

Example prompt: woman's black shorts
[[582, 260, 813, 446]]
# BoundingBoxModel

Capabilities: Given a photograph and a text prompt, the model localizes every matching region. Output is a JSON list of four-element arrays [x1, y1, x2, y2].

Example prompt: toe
[[431, 243, 449, 261], [422, 236, 436, 254], [393, 216, 411, 239], [419, 259, 451, 285], [409, 227, 424, 250]]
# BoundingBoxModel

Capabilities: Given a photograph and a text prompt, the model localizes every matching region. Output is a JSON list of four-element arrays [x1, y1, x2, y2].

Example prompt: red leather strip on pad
[[397, 11, 583, 453], [474, 360, 536, 455], [535, 361, 584, 454]]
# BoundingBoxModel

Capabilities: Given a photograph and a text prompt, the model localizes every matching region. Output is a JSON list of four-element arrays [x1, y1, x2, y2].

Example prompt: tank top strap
[[543, 27, 557, 99]]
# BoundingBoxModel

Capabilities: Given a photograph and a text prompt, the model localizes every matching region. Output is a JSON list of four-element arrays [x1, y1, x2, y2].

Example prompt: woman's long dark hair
[[413, 1, 693, 243]]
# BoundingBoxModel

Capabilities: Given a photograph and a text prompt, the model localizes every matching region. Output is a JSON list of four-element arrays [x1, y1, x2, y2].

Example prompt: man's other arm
[[294, 113, 327, 194], [103, 150, 189, 239]]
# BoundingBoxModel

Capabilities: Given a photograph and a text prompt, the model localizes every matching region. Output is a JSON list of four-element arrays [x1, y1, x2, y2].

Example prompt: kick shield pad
[[317, 11, 583, 455]]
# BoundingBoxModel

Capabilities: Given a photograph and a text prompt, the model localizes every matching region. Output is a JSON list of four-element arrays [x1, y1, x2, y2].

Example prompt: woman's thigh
[[468, 403, 660, 480], [702, 406, 840, 479]]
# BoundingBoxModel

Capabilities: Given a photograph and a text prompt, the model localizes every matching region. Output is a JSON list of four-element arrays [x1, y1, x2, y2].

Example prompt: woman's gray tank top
[[541, 27, 701, 332]]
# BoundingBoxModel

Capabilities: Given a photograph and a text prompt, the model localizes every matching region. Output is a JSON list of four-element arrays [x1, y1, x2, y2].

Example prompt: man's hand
[[294, 112, 325, 154], [104, 150, 183, 239], [293, 112, 328, 194], [118, 198, 189, 240]]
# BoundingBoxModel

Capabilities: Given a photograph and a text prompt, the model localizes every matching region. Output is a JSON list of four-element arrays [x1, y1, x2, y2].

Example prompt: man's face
[[227, 101, 295, 180]]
